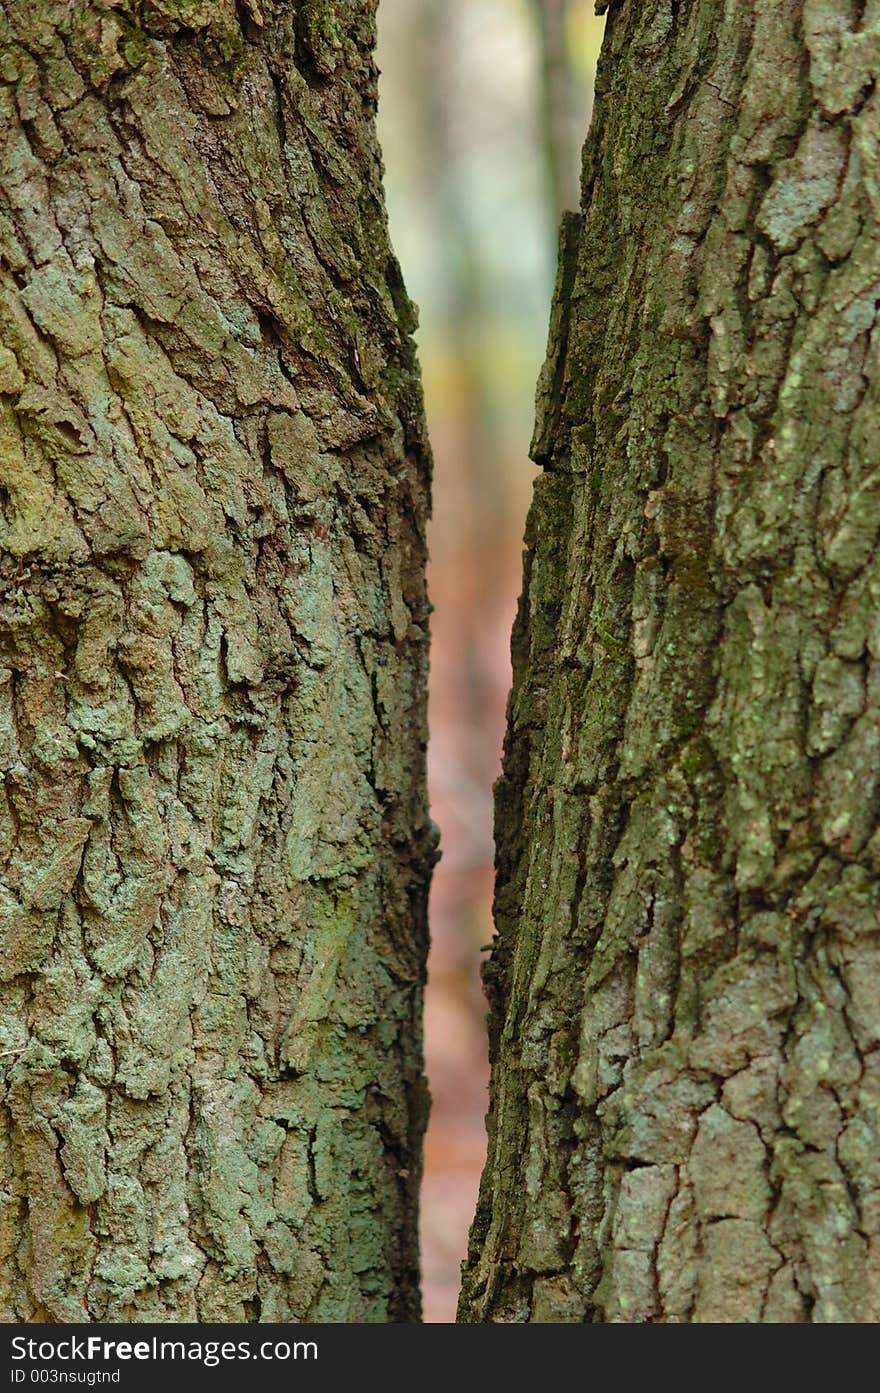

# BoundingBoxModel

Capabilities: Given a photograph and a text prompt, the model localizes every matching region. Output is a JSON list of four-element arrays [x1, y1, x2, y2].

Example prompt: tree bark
[[460, 0, 880, 1323], [0, 0, 432, 1322]]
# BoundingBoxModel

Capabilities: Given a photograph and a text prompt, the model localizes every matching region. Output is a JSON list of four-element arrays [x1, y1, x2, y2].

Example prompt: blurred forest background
[[377, 0, 605, 1320]]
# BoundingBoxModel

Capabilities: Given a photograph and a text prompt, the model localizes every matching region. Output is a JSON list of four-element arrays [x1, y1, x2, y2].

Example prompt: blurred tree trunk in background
[[417, 0, 506, 788], [530, 0, 578, 218], [0, 0, 432, 1321], [461, 0, 880, 1322]]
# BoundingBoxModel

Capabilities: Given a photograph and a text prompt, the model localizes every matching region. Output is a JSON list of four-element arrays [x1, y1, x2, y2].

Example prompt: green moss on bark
[[461, 0, 880, 1324], [0, 0, 431, 1322]]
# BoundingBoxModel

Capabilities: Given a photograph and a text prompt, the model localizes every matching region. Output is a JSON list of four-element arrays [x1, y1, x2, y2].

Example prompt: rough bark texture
[[460, 0, 880, 1323], [0, 0, 432, 1322]]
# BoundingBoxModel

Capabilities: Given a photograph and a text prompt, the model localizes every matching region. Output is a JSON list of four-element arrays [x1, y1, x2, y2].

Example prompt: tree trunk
[[530, 0, 578, 220], [0, 0, 432, 1322], [460, 0, 880, 1323]]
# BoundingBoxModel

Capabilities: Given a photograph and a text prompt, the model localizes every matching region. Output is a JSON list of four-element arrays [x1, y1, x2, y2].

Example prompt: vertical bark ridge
[[461, 0, 880, 1322], [0, 0, 432, 1321]]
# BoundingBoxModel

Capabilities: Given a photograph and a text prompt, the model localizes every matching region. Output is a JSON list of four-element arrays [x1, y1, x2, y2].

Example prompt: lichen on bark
[[460, 0, 880, 1323], [0, 0, 432, 1321]]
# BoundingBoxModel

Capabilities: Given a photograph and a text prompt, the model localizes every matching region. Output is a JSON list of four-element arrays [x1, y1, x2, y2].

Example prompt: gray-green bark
[[460, 0, 880, 1323], [0, 0, 432, 1322]]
